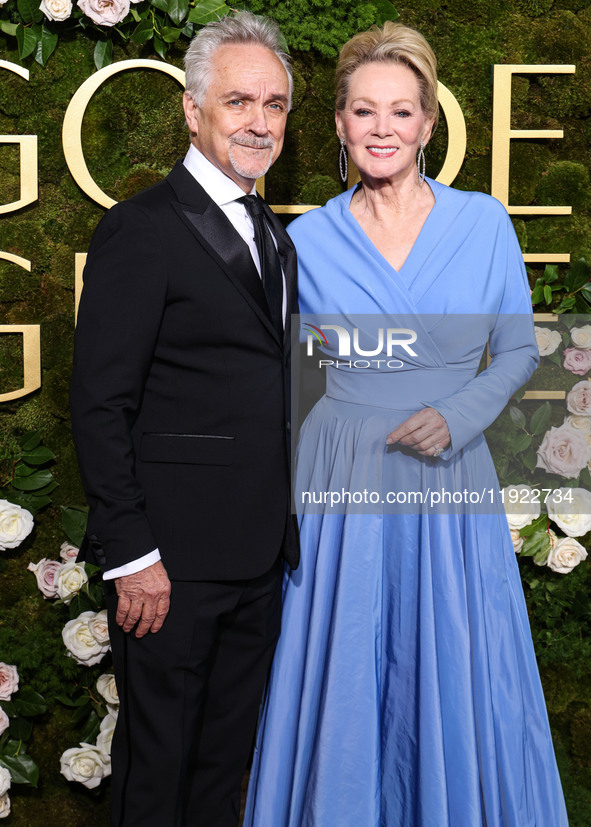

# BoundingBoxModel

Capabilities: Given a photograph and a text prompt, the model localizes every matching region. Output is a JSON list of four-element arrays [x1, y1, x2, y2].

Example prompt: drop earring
[[339, 137, 348, 184]]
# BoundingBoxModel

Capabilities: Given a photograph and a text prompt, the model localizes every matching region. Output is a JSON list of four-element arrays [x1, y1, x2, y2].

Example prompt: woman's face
[[336, 61, 433, 186]]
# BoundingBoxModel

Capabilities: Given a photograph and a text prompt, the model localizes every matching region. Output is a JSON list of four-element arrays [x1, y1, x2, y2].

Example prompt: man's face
[[183, 43, 290, 193]]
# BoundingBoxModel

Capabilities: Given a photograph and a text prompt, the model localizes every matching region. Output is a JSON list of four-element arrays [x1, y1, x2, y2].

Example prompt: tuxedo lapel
[[167, 162, 279, 342]]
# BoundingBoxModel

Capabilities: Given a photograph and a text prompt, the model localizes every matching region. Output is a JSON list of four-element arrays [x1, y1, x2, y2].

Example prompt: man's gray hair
[[184, 11, 293, 109]]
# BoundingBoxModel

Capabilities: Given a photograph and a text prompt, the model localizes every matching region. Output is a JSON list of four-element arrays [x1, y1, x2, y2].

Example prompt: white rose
[[56, 562, 89, 604], [27, 558, 63, 598], [0, 664, 19, 701], [78, 0, 130, 26], [510, 528, 524, 553], [59, 542, 80, 562], [0, 500, 34, 550], [0, 793, 10, 819], [0, 768, 10, 797], [96, 712, 117, 761], [62, 612, 109, 667], [536, 425, 591, 478], [39, 0, 72, 19], [567, 380, 591, 415], [534, 326, 562, 357], [96, 673, 118, 706], [570, 325, 591, 350], [502, 485, 541, 530], [564, 414, 591, 433], [0, 708, 8, 737], [60, 743, 109, 789], [547, 536, 588, 574], [546, 487, 591, 537], [88, 610, 110, 647]]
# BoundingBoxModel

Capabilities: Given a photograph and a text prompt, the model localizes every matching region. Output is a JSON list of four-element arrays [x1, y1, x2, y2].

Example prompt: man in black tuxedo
[[70, 12, 298, 826]]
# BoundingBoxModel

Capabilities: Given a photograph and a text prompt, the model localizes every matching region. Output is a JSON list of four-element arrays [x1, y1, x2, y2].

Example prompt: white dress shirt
[[104, 145, 284, 580]]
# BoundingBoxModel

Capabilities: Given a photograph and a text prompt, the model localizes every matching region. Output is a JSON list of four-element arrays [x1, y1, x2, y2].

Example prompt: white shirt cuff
[[103, 549, 161, 580]]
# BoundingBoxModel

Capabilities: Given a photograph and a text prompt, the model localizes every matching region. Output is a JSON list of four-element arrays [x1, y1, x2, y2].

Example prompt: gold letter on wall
[[0, 60, 38, 215], [491, 64, 576, 217], [62, 60, 185, 209], [492, 64, 576, 265], [0, 322, 41, 402], [0, 254, 41, 402]]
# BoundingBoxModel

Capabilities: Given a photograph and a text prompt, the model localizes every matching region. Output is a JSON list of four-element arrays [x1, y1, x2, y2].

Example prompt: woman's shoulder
[[287, 188, 352, 242], [430, 178, 509, 222]]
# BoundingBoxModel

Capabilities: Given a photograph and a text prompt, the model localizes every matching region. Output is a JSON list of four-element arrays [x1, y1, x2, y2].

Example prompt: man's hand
[[115, 561, 171, 638], [386, 408, 450, 457]]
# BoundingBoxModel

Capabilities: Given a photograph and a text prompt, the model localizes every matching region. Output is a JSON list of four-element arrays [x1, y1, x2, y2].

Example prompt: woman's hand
[[386, 408, 450, 457]]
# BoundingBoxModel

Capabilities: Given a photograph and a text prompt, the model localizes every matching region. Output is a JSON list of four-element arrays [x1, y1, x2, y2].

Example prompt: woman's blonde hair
[[335, 22, 438, 130]]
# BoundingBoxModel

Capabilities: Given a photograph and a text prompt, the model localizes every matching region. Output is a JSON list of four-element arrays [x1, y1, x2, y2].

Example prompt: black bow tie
[[238, 195, 283, 336]]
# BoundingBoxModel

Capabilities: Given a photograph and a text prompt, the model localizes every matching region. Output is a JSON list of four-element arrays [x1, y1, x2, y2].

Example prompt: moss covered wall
[[1, 2, 590, 823]]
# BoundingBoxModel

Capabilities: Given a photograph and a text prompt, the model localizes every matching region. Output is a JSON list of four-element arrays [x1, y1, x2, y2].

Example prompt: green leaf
[[0, 701, 18, 719], [580, 282, 591, 305], [21, 446, 55, 466], [530, 284, 544, 306], [369, 0, 400, 24], [15, 687, 47, 717], [55, 694, 79, 708], [10, 469, 53, 491], [61, 505, 88, 547], [71, 703, 92, 726], [555, 296, 576, 312], [131, 7, 141, 20], [513, 432, 532, 453], [523, 447, 538, 472], [520, 530, 551, 558], [19, 431, 41, 451], [94, 39, 113, 71], [181, 21, 194, 37], [543, 264, 559, 284], [579, 466, 591, 489], [520, 513, 548, 537], [564, 258, 589, 292], [11, 494, 52, 514], [530, 401, 552, 435], [1, 21, 19, 36], [509, 406, 526, 429], [0, 753, 39, 787], [153, 33, 168, 59], [34, 25, 58, 66], [188, 0, 228, 25], [9, 716, 33, 742], [167, 0, 189, 25], [543, 284, 553, 305], [14, 462, 39, 477], [573, 293, 591, 313], [131, 19, 154, 43], [533, 545, 551, 566], [17, 0, 43, 23], [150, 0, 169, 11], [80, 710, 101, 744], [161, 25, 182, 42], [16, 24, 39, 60]]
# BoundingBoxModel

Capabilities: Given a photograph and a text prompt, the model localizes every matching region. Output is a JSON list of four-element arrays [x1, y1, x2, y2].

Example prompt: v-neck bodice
[[340, 179, 439, 284]]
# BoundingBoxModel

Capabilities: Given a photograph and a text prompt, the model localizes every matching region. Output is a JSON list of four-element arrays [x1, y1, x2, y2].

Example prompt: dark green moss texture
[[1, 1, 591, 823]]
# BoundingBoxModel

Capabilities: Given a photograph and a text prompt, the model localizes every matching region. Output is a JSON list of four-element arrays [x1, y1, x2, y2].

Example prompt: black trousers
[[106, 559, 282, 827]]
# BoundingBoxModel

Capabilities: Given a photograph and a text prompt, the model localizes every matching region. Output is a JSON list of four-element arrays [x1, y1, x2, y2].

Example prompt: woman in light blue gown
[[244, 22, 568, 827]]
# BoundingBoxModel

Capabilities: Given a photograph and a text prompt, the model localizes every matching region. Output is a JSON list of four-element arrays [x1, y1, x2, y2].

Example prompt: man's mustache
[[230, 136, 274, 149]]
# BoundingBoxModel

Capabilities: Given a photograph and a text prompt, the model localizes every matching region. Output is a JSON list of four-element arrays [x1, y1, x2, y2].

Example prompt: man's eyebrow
[[221, 91, 289, 102]]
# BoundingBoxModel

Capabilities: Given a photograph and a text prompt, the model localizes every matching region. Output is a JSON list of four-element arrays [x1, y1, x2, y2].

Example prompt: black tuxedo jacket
[[70, 161, 299, 581]]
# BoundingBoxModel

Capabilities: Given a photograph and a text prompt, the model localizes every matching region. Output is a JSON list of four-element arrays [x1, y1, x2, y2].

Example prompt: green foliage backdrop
[[1, 0, 590, 822]]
